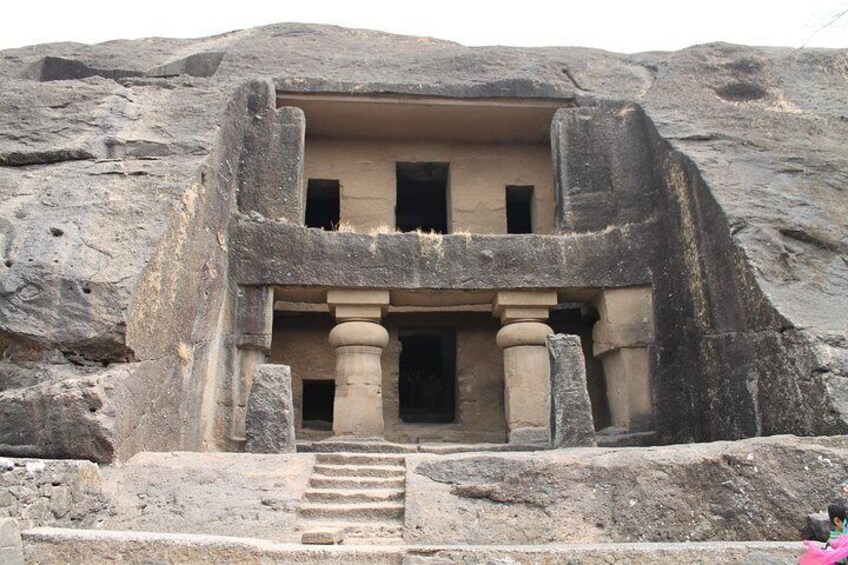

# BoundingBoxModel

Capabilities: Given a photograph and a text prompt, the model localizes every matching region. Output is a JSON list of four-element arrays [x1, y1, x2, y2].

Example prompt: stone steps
[[300, 521, 404, 539], [299, 450, 407, 545], [298, 440, 531, 454], [310, 475, 405, 489], [298, 440, 417, 454], [300, 502, 405, 521], [342, 536, 404, 546], [305, 488, 404, 503], [315, 453, 407, 466], [312, 464, 405, 478]]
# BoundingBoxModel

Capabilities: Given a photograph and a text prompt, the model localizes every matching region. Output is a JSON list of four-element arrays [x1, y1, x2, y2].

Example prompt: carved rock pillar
[[494, 290, 557, 445], [592, 287, 655, 432], [327, 290, 390, 438], [230, 286, 274, 444]]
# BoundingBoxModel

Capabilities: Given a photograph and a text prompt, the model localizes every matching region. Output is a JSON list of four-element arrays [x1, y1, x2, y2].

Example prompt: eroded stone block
[[548, 334, 596, 447], [245, 364, 296, 453]]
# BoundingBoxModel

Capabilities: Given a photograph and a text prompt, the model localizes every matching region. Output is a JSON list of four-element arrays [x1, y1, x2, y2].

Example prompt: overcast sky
[[1, 0, 846, 52]]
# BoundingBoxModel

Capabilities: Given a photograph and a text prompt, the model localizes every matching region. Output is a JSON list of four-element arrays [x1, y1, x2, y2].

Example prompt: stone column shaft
[[327, 290, 390, 438], [230, 286, 274, 443], [494, 290, 557, 446], [593, 287, 655, 432]]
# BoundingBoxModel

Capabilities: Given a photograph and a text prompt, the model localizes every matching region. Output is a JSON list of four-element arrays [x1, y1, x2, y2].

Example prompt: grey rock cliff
[[0, 23, 844, 460]]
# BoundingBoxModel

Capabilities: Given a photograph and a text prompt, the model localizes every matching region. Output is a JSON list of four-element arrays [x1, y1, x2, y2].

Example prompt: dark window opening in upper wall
[[506, 185, 533, 234], [396, 162, 449, 233], [305, 179, 340, 230], [398, 327, 456, 424], [302, 379, 335, 430]]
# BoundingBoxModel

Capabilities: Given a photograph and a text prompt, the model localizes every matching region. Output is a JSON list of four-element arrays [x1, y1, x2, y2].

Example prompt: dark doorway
[[549, 305, 610, 430], [302, 379, 335, 430], [398, 328, 456, 423], [395, 162, 449, 233], [506, 185, 533, 234], [305, 179, 340, 230]]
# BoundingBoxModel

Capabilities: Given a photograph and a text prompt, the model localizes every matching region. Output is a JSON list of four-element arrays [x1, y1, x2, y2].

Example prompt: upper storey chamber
[[276, 93, 564, 235]]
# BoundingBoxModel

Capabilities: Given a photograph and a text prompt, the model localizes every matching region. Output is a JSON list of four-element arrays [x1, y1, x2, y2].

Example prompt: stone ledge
[[21, 528, 802, 564], [230, 219, 659, 289]]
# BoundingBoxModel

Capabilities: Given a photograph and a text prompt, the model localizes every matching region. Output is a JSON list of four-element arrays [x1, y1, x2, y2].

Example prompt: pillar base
[[508, 427, 551, 446]]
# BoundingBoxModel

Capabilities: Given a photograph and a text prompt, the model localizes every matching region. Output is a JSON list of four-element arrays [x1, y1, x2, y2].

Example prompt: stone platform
[[296, 439, 538, 454], [22, 528, 802, 564], [2, 435, 846, 562]]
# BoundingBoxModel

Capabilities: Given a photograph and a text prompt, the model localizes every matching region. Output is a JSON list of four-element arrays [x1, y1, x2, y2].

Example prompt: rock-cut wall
[[0, 25, 844, 460], [552, 96, 848, 442]]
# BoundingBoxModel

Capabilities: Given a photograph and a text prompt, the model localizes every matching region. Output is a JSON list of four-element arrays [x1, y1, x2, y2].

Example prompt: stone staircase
[[299, 452, 406, 545]]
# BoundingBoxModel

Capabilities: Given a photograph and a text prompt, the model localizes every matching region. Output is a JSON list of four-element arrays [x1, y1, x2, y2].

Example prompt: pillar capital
[[496, 321, 554, 349], [592, 286, 654, 357], [329, 321, 390, 349], [327, 289, 390, 322], [493, 290, 557, 324]]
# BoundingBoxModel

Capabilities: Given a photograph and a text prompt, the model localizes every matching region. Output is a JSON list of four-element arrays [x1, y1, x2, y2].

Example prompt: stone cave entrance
[[302, 379, 335, 431], [398, 327, 456, 424]]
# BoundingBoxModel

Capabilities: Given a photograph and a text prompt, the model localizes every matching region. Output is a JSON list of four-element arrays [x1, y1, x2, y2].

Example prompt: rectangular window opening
[[506, 185, 534, 234], [302, 379, 335, 430], [305, 179, 340, 230], [396, 162, 449, 233], [398, 327, 456, 423]]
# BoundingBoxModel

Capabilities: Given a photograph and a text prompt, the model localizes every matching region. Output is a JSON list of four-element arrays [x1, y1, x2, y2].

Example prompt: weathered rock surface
[[231, 219, 659, 289], [99, 451, 313, 542], [5, 436, 843, 552], [22, 56, 144, 82], [804, 512, 831, 542], [401, 544, 800, 565], [245, 364, 296, 453], [405, 435, 848, 544], [548, 333, 595, 447], [146, 51, 225, 78], [0, 24, 844, 460], [0, 458, 108, 529], [20, 527, 803, 565], [0, 518, 24, 565], [23, 528, 405, 565]]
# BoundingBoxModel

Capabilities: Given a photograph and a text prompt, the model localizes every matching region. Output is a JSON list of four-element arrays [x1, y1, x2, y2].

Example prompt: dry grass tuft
[[368, 224, 399, 236], [618, 104, 637, 119], [413, 228, 442, 240]]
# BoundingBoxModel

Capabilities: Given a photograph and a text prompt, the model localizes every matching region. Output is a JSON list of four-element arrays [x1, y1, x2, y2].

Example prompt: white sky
[[1, 0, 846, 53]]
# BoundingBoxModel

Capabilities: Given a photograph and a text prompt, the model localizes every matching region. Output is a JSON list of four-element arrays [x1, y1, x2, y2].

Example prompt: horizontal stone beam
[[230, 219, 660, 290]]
